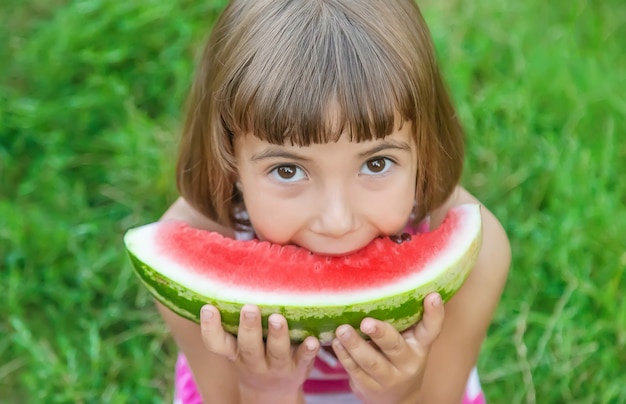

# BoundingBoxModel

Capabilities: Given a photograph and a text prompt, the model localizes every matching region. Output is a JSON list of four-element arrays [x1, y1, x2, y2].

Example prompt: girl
[[156, 0, 511, 403]]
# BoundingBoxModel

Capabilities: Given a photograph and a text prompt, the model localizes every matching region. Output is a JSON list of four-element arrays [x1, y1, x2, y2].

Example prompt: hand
[[200, 304, 320, 401], [331, 293, 445, 404]]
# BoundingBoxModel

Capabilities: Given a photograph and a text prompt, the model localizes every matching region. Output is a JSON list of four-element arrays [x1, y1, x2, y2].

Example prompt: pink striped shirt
[[174, 352, 486, 403]]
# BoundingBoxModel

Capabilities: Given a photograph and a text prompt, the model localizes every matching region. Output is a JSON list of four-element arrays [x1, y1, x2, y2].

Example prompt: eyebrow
[[357, 140, 412, 158], [250, 139, 411, 162], [250, 148, 312, 162]]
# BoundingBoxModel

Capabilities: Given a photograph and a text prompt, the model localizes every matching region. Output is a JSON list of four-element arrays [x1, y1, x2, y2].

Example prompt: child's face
[[234, 122, 417, 256]]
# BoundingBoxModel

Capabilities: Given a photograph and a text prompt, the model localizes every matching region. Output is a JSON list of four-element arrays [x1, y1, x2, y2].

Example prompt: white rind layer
[[124, 204, 482, 306]]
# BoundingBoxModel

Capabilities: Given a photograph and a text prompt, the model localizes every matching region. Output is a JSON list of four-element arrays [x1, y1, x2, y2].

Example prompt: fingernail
[[362, 320, 376, 334], [332, 339, 344, 351], [201, 306, 213, 320], [432, 294, 442, 307], [243, 310, 256, 320], [305, 339, 317, 351], [269, 318, 282, 330], [338, 326, 350, 340]]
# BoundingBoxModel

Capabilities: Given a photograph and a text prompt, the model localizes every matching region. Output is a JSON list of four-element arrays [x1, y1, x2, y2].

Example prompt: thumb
[[406, 293, 445, 355]]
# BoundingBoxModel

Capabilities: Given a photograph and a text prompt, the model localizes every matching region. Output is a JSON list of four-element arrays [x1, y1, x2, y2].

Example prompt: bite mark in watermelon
[[124, 204, 482, 344]]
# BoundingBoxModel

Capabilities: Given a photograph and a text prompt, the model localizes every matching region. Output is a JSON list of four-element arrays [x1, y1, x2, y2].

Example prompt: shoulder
[[419, 186, 511, 402], [161, 197, 237, 237], [430, 186, 511, 290], [430, 186, 511, 327]]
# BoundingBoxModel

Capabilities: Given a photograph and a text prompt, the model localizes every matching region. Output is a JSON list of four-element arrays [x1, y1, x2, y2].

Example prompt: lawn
[[1, 0, 624, 402]]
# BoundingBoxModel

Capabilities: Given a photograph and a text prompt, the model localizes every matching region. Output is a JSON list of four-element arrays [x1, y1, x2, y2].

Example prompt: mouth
[[302, 233, 412, 257], [310, 248, 364, 257], [299, 239, 377, 257]]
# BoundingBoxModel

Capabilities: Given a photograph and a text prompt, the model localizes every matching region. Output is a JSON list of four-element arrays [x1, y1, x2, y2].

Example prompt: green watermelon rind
[[126, 227, 481, 344]]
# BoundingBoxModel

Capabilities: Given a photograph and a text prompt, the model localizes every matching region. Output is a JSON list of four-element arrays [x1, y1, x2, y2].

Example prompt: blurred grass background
[[1, 0, 624, 402]]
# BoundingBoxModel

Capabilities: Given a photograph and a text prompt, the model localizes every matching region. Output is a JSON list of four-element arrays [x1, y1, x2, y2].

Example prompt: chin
[[289, 233, 383, 257]]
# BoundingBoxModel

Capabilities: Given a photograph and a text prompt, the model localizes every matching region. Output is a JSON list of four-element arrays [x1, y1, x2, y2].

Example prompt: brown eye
[[277, 166, 296, 179], [366, 158, 386, 173], [361, 157, 393, 175], [271, 164, 305, 182]]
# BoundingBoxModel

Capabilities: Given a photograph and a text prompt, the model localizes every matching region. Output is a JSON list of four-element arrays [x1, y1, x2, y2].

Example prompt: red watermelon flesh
[[124, 204, 482, 342], [159, 221, 449, 293]]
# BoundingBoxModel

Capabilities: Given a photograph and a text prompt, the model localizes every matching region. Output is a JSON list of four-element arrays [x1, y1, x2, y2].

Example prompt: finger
[[333, 324, 390, 382], [200, 305, 237, 360], [410, 293, 445, 354], [236, 304, 266, 369], [293, 336, 320, 374], [332, 338, 363, 377], [360, 317, 408, 368], [265, 313, 292, 370]]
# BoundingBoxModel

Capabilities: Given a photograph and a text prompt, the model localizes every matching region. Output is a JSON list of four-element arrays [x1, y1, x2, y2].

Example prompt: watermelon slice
[[124, 204, 482, 344]]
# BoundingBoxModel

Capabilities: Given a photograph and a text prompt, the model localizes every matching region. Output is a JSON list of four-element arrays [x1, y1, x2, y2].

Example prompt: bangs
[[218, 1, 419, 146]]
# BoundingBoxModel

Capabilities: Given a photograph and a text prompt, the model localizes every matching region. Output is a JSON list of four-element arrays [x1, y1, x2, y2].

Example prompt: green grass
[[1, 0, 624, 402]]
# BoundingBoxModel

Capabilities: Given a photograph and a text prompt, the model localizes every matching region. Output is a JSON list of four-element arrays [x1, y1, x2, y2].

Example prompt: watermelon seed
[[389, 233, 411, 244]]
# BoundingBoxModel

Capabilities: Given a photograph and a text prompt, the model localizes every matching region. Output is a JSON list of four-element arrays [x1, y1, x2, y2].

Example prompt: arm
[[419, 186, 511, 403], [156, 197, 240, 402], [155, 198, 315, 404]]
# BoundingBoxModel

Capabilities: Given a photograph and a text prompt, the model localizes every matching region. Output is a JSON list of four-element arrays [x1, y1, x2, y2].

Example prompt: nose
[[310, 188, 358, 238]]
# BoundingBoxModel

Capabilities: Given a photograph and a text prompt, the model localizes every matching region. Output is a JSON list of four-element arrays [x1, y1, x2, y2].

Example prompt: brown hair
[[177, 0, 464, 229]]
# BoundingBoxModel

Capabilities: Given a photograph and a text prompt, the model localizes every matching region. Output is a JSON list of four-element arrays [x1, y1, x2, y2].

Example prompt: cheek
[[368, 179, 416, 233], [373, 198, 415, 234], [243, 194, 303, 244]]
